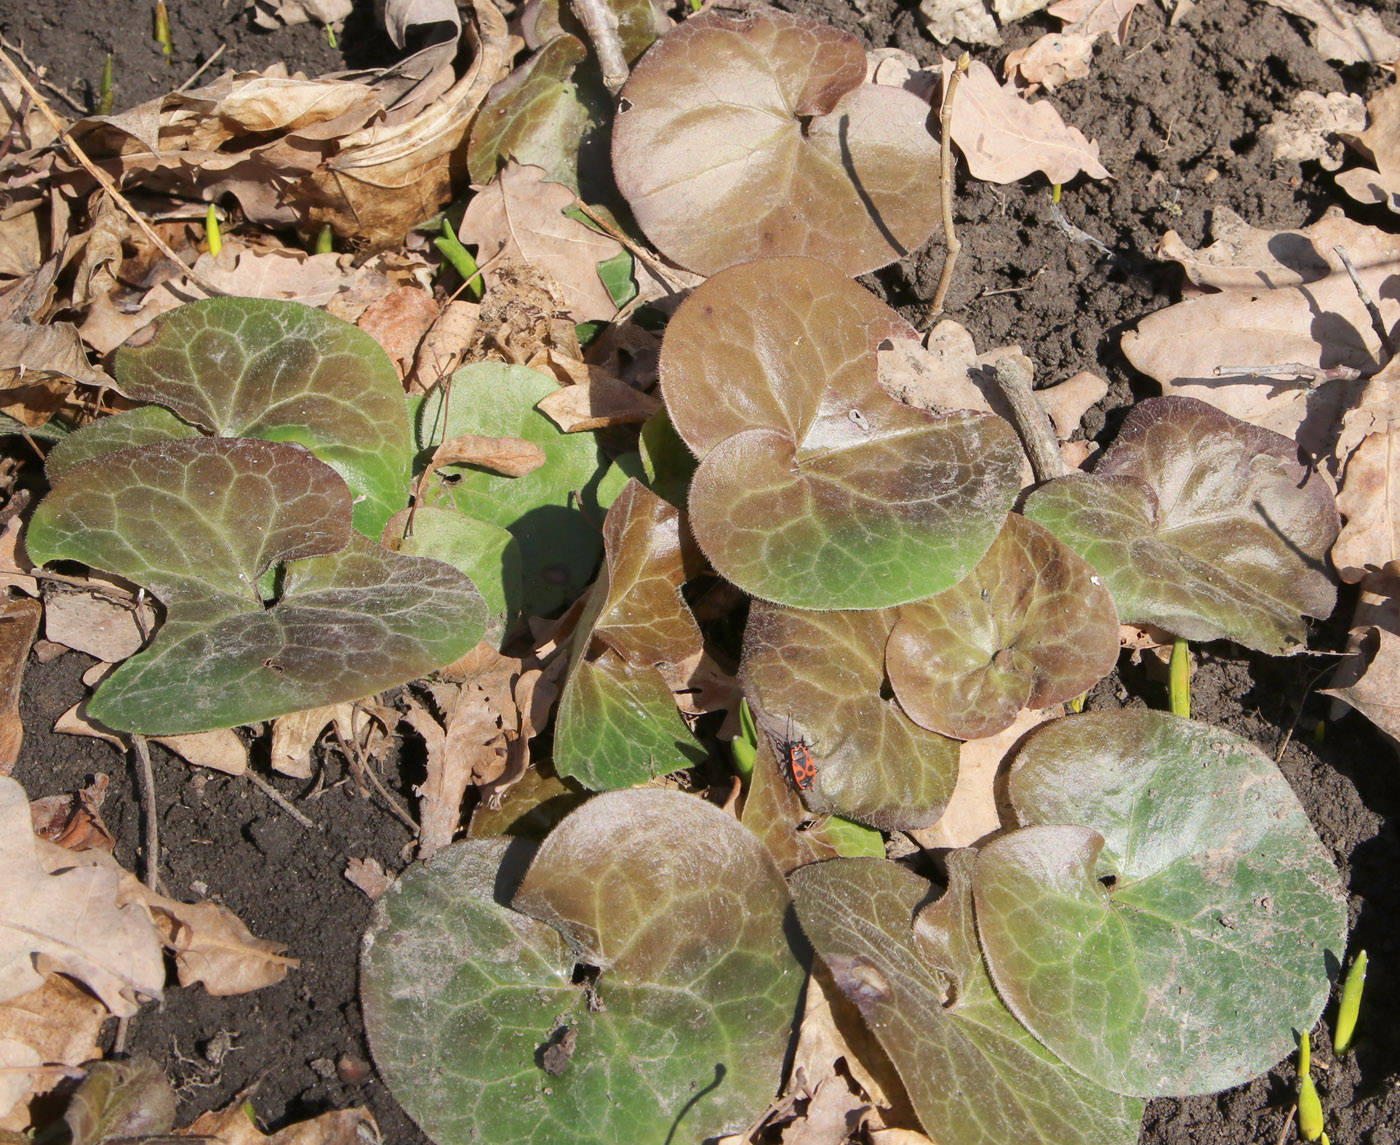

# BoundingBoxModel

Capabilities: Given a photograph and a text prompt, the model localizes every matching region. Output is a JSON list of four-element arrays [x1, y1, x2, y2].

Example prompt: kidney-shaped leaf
[[742, 598, 958, 830], [25, 437, 485, 734], [419, 362, 613, 618], [791, 852, 1143, 1145], [973, 710, 1348, 1097], [362, 791, 805, 1145], [1023, 395, 1338, 653], [662, 258, 1022, 610], [612, 9, 941, 276], [113, 297, 413, 537], [553, 480, 706, 789], [888, 513, 1119, 740]]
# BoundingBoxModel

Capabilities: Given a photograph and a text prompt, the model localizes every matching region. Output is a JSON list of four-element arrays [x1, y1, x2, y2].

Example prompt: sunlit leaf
[[26, 438, 485, 734], [973, 710, 1348, 1097], [553, 480, 706, 788], [888, 514, 1119, 740], [418, 363, 612, 618], [362, 791, 804, 1144], [1023, 396, 1338, 653], [742, 599, 958, 830], [661, 258, 1022, 610], [613, 9, 941, 275], [113, 297, 414, 537], [791, 853, 1144, 1145]]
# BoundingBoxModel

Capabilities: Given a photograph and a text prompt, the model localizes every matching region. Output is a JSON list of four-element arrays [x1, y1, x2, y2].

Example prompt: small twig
[[1273, 658, 1348, 762], [977, 266, 1047, 299], [1213, 362, 1362, 388], [1272, 1103, 1296, 1145], [1049, 196, 1113, 256], [1333, 244, 1397, 362], [130, 734, 161, 890], [925, 52, 969, 324], [0, 36, 85, 112], [333, 722, 419, 836], [0, 89, 31, 163], [176, 43, 226, 93], [572, 198, 692, 295], [995, 357, 1070, 483], [243, 768, 320, 831], [569, 0, 629, 95], [0, 45, 224, 297]]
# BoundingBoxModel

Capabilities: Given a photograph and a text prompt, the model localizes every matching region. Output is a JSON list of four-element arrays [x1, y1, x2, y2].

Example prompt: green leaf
[[741, 599, 959, 830], [596, 249, 638, 309], [26, 438, 485, 734], [361, 791, 805, 1145], [418, 363, 611, 618], [612, 9, 941, 275], [888, 513, 1120, 740], [791, 854, 1143, 1145], [553, 480, 706, 789], [1023, 396, 1338, 654], [638, 407, 694, 509], [113, 297, 414, 537], [63, 1057, 176, 1145], [44, 405, 202, 481], [383, 505, 522, 647], [661, 258, 1022, 610], [973, 710, 1348, 1097], [466, 34, 612, 196]]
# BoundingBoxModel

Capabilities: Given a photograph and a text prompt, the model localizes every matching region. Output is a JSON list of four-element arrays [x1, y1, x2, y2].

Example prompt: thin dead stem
[[995, 357, 1070, 483], [925, 52, 969, 324], [569, 0, 629, 95], [130, 734, 161, 890]]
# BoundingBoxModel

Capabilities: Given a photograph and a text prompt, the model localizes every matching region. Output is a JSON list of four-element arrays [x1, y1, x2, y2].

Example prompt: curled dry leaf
[[0, 320, 109, 428], [0, 597, 39, 774], [1261, 90, 1367, 170], [1337, 72, 1400, 213], [143, 897, 299, 995], [918, 0, 1002, 46], [344, 856, 393, 901], [1333, 426, 1400, 582], [0, 976, 106, 1127], [270, 704, 357, 779], [428, 433, 549, 479], [180, 1102, 379, 1144], [945, 56, 1110, 183], [1004, 34, 1097, 90], [535, 371, 662, 431], [355, 287, 441, 380], [1258, 0, 1400, 65]]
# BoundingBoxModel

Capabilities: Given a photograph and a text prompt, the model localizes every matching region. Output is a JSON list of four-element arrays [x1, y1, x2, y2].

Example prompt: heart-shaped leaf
[[467, 34, 612, 196], [1023, 396, 1338, 653], [44, 406, 201, 481], [888, 513, 1120, 740], [661, 258, 1023, 610], [554, 480, 706, 789], [361, 790, 805, 1145], [418, 363, 613, 618], [26, 437, 485, 734], [113, 297, 414, 537], [790, 853, 1144, 1145], [742, 598, 959, 830], [612, 9, 941, 275], [973, 710, 1348, 1097]]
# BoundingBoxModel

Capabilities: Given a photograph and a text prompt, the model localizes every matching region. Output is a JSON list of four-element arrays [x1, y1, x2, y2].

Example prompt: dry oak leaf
[[1261, 90, 1367, 171], [0, 597, 39, 775], [1338, 72, 1400, 213], [459, 162, 624, 324], [1325, 594, 1400, 755], [270, 703, 357, 779], [917, 0, 1002, 46], [535, 371, 662, 431], [355, 286, 441, 380], [144, 897, 299, 995], [178, 1103, 378, 1144], [1259, 0, 1400, 65], [0, 320, 110, 427], [944, 57, 1109, 183], [0, 776, 164, 1015], [1333, 426, 1400, 583], [0, 976, 105, 1127], [40, 589, 148, 664], [152, 730, 249, 777], [1004, 34, 1096, 90], [1047, 0, 1144, 42]]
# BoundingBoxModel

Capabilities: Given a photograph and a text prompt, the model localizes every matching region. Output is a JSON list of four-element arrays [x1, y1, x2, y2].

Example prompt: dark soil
[[8, 0, 1400, 1143]]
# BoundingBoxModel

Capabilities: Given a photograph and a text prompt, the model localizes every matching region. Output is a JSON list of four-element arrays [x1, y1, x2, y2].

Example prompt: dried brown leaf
[[1334, 426, 1400, 582], [917, 0, 1002, 46], [429, 432, 548, 477], [1259, 0, 1400, 65], [151, 730, 249, 777], [344, 856, 392, 901], [270, 704, 356, 779], [1046, 0, 1144, 42], [178, 1103, 378, 1144], [0, 976, 105, 1127], [144, 897, 298, 995], [355, 287, 440, 379], [1004, 33, 1096, 90], [406, 300, 480, 394], [1338, 72, 1400, 212], [0, 320, 109, 427], [1260, 90, 1367, 171], [0, 598, 37, 775], [1324, 577, 1400, 753], [40, 589, 148, 663], [535, 371, 661, 431]]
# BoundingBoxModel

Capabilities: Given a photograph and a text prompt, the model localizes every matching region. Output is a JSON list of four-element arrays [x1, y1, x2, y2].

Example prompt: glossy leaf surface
[[661, 258, 1022, 610], [113, 297, 413, 537], [973, 710, 1347, 1097], [26, 438, 484, 733], [791, 853, 1143, 1145], [888, 514, 1119, 740], [362, 792, 804, 1145], [612, 9, 940, 275], [1023, 396, 1338, 653], [742, 598, 958, 829]]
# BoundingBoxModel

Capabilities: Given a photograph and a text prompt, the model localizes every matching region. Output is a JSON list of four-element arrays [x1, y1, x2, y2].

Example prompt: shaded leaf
[[612, 9, 941, 276], [112, 297, 413, 537], [44, 406, 202, 483], [363, 792, 804, 1144], [27, 437, 485, 734], [661, 258, 1023, 610], [791, 853, 1143, 1145], [888, 514, 1118, 740], [1022, 396, 1338, 653], [742, 599, 958, 830], [466, 35, 611, 195], [553, 480, 705, 789], [64, 1057, 175, 1145], [418, 362, 612, 618], [973, 710, 1348, 1096]]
